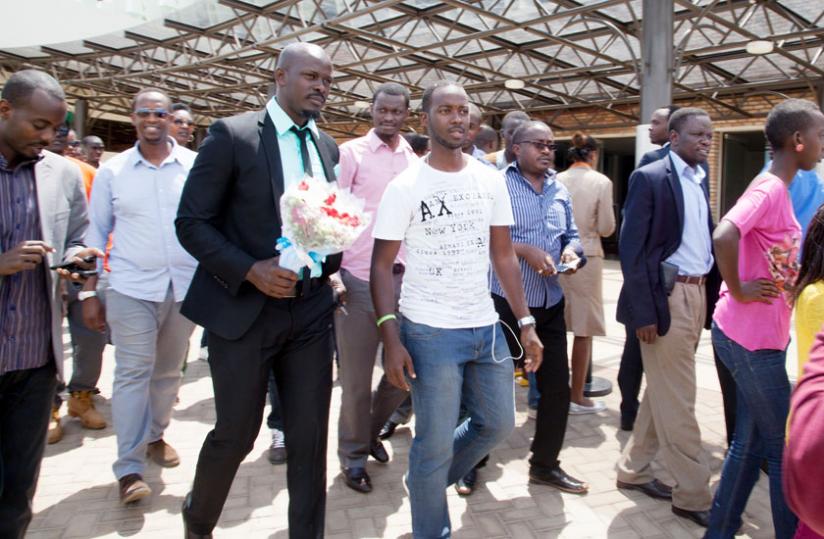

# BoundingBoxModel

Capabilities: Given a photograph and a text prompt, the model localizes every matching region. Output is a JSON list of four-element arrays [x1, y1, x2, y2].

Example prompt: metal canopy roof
[[2, 0, 823, 137]]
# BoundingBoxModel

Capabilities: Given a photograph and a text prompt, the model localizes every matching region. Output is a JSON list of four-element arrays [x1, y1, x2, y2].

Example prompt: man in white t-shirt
[[370, 81, 543, 539]]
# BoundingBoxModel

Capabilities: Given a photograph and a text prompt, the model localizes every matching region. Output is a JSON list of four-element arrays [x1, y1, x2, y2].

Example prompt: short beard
[[301, 109, 321, 120]]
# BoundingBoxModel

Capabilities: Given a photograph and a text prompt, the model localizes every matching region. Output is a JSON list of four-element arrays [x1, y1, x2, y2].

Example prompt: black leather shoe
[[378, 420, 398, 440], [343, 467, 372, 493], [616, 479, 672, 500], [182, 493, 213, 539], [455, 468, 477, 496], [672, 506, 710, 527], [529, 467, 589, 494], [369, 439, 389, 463]]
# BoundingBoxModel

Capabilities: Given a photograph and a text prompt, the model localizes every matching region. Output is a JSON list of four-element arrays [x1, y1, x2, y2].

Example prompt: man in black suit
[[614, 108, 716, 528], [176, 43, 341, 539]]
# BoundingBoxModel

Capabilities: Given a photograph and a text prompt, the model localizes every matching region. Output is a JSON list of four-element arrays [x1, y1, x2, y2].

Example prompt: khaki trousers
[[616, 282, 712, 511], [335, 269, 409, 468]]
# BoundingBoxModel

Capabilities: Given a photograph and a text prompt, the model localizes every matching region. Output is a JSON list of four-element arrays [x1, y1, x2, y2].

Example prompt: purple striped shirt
[[0, 153, 51, 376]]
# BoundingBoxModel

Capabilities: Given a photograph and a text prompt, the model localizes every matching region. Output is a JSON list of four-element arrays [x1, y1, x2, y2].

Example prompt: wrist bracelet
[[376, 313, 397, 327]]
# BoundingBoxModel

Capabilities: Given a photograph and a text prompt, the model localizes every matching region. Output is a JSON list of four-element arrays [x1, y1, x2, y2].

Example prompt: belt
[[675, 274, 706, 286], [392, 263, 405, 275]]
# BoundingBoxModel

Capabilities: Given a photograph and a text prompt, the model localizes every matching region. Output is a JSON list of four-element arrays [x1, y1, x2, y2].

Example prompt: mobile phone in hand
[[556, 258, 581, 274], [50, 255, 98, 277]]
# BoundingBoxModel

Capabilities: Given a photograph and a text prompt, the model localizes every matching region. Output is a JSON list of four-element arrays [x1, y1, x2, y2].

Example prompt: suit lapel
[[34, 157, 56, 251], [258, 110, 284, 223], [665, 155, 685, 236], [308, 130, 336, 182]]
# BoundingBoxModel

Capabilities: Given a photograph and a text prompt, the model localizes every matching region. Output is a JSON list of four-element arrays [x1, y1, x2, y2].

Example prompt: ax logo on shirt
[[419, 193, 453, 222]]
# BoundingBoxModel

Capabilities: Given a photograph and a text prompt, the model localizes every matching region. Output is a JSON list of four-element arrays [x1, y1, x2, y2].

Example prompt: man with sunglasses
[[490, 121, 590, 494], [83, 88, 198, 504]]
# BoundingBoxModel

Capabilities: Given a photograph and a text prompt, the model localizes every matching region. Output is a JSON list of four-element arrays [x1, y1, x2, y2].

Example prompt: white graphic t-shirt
[[372, 157, 514, 328]]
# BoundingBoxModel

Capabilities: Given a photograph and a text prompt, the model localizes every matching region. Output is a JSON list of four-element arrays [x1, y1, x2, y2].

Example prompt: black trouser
[[184, 286, 335, 539], [0, 361, 57, 539], [618, 325, 737, 446], [493, 294, 569, 472], [617, 326, 642, 427]]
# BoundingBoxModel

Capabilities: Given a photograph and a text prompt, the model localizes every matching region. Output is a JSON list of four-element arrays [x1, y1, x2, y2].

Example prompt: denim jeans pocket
[[400, 318, 443, 340]]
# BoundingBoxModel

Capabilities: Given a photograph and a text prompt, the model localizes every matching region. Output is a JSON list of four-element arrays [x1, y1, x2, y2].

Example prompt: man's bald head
[[276, 42, 330, 71]]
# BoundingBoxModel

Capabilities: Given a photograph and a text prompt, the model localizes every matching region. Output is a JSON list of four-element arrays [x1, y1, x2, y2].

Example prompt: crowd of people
[[2, 40, 824, 539]]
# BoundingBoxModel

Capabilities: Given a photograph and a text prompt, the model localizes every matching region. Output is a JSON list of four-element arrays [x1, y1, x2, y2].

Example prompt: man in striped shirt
[[490, 120, 590, 494], [0, 69, 101, 538]]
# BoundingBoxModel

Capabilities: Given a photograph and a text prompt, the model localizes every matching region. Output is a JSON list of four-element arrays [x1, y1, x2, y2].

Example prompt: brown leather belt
[[675, 274, 706, 286]]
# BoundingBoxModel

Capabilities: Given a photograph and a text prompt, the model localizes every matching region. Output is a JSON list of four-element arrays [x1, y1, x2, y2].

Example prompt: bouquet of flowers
[[277, 177, 370, 277]]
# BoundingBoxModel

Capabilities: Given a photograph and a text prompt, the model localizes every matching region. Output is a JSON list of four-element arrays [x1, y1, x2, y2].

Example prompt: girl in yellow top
[[795, 205, 824, 376]]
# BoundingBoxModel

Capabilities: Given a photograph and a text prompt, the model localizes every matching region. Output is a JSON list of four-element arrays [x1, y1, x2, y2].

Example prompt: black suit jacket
[[616, 155, 718, 335], [176, 109, 341, 340], [637, 145, 670, 169]]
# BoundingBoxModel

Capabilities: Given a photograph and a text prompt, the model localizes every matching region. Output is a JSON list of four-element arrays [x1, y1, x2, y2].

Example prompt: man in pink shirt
[[334, 82, 418, 493]]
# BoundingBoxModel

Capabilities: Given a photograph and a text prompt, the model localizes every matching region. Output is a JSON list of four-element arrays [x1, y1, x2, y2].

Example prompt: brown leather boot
[[147, 439, 180, 467], [47, 405, 63, 444], [67, 390, 107, 429]]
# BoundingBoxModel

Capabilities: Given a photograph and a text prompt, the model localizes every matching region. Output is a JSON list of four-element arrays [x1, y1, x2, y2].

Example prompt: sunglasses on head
[[134, 108, 169, 119]]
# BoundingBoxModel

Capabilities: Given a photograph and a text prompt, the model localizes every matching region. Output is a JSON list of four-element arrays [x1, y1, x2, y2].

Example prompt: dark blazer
[[176, 109, 341, 340], [616, 155, 717, 335], [637, 145, 670, 169]]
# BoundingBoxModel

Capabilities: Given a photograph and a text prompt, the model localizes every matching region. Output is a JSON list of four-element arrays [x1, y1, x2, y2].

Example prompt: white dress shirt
[[87, 139, 198, 302], [666, 151, 714, 276]]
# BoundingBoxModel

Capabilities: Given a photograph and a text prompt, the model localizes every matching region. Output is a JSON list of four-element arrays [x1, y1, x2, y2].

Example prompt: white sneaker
[[527, 407, 537, 420], [569, 401, 606, 415]]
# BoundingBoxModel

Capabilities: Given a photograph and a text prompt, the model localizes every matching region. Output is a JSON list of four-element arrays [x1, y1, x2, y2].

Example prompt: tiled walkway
[[29, 261, 778, 538]]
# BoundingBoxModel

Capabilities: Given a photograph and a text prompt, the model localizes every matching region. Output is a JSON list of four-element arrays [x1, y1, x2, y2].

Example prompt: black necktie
[[290, 125, 314, 177]]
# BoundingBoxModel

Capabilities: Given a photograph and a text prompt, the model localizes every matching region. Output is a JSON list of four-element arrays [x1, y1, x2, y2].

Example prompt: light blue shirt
[[490, 163, 582, 308], [87, 139, 199, 302], [265, 96, 327, 188], [666, 151, 714, 276]]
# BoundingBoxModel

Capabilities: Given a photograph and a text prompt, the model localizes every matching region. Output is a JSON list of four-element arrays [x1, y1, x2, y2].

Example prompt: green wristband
[[376, 313, 397, 327]]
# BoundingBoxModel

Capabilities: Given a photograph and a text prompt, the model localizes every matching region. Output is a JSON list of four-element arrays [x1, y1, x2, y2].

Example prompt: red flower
[[324, 193, 337, 205], [298, 181, 309, 191]]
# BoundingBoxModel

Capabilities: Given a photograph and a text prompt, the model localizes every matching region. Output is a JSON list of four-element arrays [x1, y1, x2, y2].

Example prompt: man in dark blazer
[[619, 104, 735, 446], [176, 43, 341, 539], [614, 108, 716, 528]]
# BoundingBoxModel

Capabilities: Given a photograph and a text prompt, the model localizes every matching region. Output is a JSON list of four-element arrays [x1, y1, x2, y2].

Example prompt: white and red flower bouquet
[[276, 178, 370, 277]]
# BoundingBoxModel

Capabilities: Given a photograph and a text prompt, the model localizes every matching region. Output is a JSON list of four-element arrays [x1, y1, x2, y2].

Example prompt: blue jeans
[[402, 318, 514, 539], [705, 324, 797, 539]]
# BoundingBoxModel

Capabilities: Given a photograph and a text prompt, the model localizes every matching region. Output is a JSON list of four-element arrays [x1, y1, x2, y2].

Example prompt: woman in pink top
[[706, 99, 824, 539]]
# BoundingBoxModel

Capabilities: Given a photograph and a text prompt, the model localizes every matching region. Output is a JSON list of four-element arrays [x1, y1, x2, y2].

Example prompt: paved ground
[[29, 261, 780, 538]]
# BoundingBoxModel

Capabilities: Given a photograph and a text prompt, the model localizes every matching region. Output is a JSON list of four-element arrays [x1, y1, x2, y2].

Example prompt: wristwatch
[[517, 315, 536, 329], [78, 291, 98, 301]]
